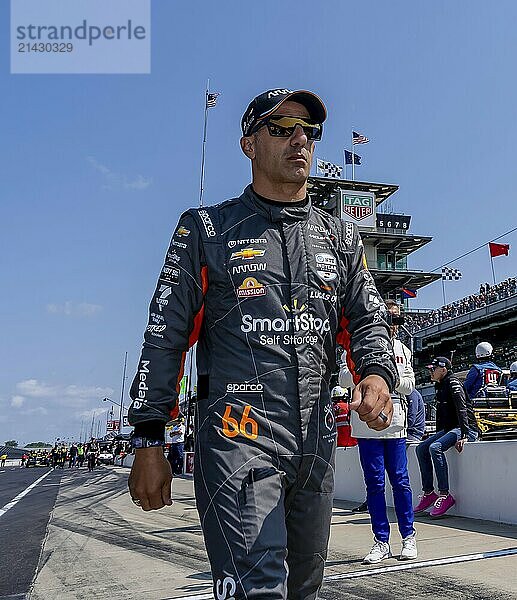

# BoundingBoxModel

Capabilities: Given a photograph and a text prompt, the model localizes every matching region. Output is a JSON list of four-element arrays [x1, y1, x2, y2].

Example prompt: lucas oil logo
[[230, 247, 265, 261], [237, 277, 266, 298]]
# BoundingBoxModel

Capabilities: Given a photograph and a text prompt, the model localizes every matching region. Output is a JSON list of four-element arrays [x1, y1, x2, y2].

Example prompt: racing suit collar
[[241, 184, 312, 223]]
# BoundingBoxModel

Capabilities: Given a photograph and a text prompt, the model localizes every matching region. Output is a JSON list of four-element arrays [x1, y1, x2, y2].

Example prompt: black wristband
[[133, 420, 166, 442]]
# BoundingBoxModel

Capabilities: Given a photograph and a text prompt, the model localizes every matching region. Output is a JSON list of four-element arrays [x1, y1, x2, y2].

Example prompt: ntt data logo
[[11, 0, 151, 74]]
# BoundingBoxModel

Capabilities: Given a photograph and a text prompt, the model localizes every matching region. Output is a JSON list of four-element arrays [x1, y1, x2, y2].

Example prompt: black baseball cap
[[427, 357, 452, 370], [241, 88, 327, 136]]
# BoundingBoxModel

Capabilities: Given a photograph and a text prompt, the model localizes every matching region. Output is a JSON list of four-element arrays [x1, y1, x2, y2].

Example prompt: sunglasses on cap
[[249, 115, 323, 141]]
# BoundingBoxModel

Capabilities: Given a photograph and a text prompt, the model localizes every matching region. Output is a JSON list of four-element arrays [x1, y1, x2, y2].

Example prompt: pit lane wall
[[335, 440, 517, 525]]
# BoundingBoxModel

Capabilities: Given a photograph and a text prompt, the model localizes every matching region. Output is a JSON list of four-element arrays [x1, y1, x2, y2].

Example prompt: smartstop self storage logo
[[11, 0, 151, 74]]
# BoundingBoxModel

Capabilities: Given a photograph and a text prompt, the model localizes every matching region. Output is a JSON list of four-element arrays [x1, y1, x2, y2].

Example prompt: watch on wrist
[[131, 436, 165, 449]]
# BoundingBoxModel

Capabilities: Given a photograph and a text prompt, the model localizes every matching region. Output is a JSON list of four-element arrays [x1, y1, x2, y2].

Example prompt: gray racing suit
[[129, 185, 397, 599]]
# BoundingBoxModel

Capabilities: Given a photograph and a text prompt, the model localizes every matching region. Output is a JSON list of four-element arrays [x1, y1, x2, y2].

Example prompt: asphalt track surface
[[0, 466, 62, 599], [19, 466, 517, 600]]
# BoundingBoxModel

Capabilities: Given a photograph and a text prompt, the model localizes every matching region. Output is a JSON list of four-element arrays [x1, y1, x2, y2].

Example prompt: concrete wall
[[335, 439, 517, 525]]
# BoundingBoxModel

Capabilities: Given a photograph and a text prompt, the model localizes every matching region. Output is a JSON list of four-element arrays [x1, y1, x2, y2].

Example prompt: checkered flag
[[316, 158, 342, 178], [442, 266, 462, 280]]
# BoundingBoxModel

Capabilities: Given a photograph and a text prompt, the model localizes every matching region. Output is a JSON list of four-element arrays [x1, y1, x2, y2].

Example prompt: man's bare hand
[[128, 447, 173, 511], [350, 374, 393, 431], [455, 439, 466, 453]]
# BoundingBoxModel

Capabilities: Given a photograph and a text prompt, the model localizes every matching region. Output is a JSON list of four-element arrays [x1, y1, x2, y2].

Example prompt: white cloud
[[87, 156, 152, 191], [16, 380, 114, 410], [22, 407, 48, 416], [11, 395, 25, 408], [78, 407, 110, 420], [46, 302, 102, 317], [125, 174, 152, 190]]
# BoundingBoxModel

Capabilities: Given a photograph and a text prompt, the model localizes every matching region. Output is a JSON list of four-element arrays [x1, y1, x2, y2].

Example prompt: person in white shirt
[[340, 300, 417, 563]]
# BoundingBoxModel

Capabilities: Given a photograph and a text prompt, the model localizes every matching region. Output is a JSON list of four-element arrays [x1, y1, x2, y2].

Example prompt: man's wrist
[[131, 436, 165, 450], [361, 367, 393, 390]]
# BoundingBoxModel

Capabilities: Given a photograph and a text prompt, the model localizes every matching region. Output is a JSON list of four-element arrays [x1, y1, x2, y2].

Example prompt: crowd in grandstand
[[405, 277, 517, 333]]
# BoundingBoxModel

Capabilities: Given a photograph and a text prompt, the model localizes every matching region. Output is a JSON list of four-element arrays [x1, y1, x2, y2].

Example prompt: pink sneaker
[[430, 494, 455, 518], [414, 492, 438, 514]]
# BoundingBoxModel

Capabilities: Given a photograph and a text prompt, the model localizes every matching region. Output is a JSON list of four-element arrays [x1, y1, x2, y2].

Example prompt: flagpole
[[351, 132, 355, 181], [441, 276, 446, 306], [490, 252, 496, 286], [199, 79, 210, 208], [343, 148, 347, 180]]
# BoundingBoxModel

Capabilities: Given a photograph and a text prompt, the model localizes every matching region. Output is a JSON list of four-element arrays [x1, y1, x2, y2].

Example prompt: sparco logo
[[198, 209, 216, 238], [226, 383, 264, 393], [133, 360, 150, 408], [216, 576, 236, 600]]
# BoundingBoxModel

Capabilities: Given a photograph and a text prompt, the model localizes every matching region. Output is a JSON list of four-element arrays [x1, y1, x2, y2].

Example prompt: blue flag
[[344, 150, 361, 165], [401, 287, 417, 299]]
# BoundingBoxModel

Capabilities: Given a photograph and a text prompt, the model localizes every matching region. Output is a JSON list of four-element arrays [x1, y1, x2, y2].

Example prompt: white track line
[[0, 469, 53, 518], [325, 546, 517, 580], [165, 546, 517, 599], [166, 594, 212, 600]]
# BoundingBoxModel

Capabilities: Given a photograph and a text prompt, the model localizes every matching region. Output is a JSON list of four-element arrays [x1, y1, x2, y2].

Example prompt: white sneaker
[[400, 533, 418, 560], [363, 538, 392, 564]]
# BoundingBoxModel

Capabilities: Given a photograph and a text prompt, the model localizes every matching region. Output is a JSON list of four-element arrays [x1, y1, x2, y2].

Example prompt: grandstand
[[309, 175, 517, 429], [406, 277, 517, 384]]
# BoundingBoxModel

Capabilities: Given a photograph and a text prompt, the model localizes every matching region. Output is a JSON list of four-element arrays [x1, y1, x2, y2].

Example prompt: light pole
[[102, 397, 129, 432], [119, 352, 128, 434]]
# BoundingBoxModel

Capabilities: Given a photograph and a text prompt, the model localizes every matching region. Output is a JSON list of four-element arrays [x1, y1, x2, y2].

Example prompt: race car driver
[[128, 88, 398, 600]]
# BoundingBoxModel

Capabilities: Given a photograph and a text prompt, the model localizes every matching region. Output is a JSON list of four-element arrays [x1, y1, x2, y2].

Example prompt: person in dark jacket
[[127, 87, 398, 599], [414, 357, 478, 518]]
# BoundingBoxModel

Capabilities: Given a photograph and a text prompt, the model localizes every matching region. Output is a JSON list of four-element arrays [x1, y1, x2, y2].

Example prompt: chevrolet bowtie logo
[[230, 247, 265, 261], [176, 226, 190, 237]]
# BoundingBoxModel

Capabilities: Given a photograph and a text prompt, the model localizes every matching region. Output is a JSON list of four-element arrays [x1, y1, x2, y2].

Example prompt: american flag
[[352, 131, 369, 144], [206, 92, 219, 108]]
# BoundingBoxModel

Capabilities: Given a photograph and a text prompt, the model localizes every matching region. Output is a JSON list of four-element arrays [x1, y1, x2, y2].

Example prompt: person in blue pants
[[350, 300, 417, 563]]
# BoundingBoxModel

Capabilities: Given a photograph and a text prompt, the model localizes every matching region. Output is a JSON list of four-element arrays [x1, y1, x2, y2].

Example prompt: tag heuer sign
[[342, 193, 374, 221]]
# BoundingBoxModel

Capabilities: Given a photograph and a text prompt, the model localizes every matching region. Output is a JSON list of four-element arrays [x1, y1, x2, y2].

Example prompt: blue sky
[[1, 0, 516, 444]]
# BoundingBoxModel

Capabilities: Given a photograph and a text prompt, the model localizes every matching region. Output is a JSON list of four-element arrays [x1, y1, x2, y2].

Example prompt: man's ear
[[240, 136, 255, 159]]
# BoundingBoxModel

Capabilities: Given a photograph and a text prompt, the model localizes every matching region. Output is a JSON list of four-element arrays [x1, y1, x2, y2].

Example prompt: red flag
[[489, 242, 510, 258]]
